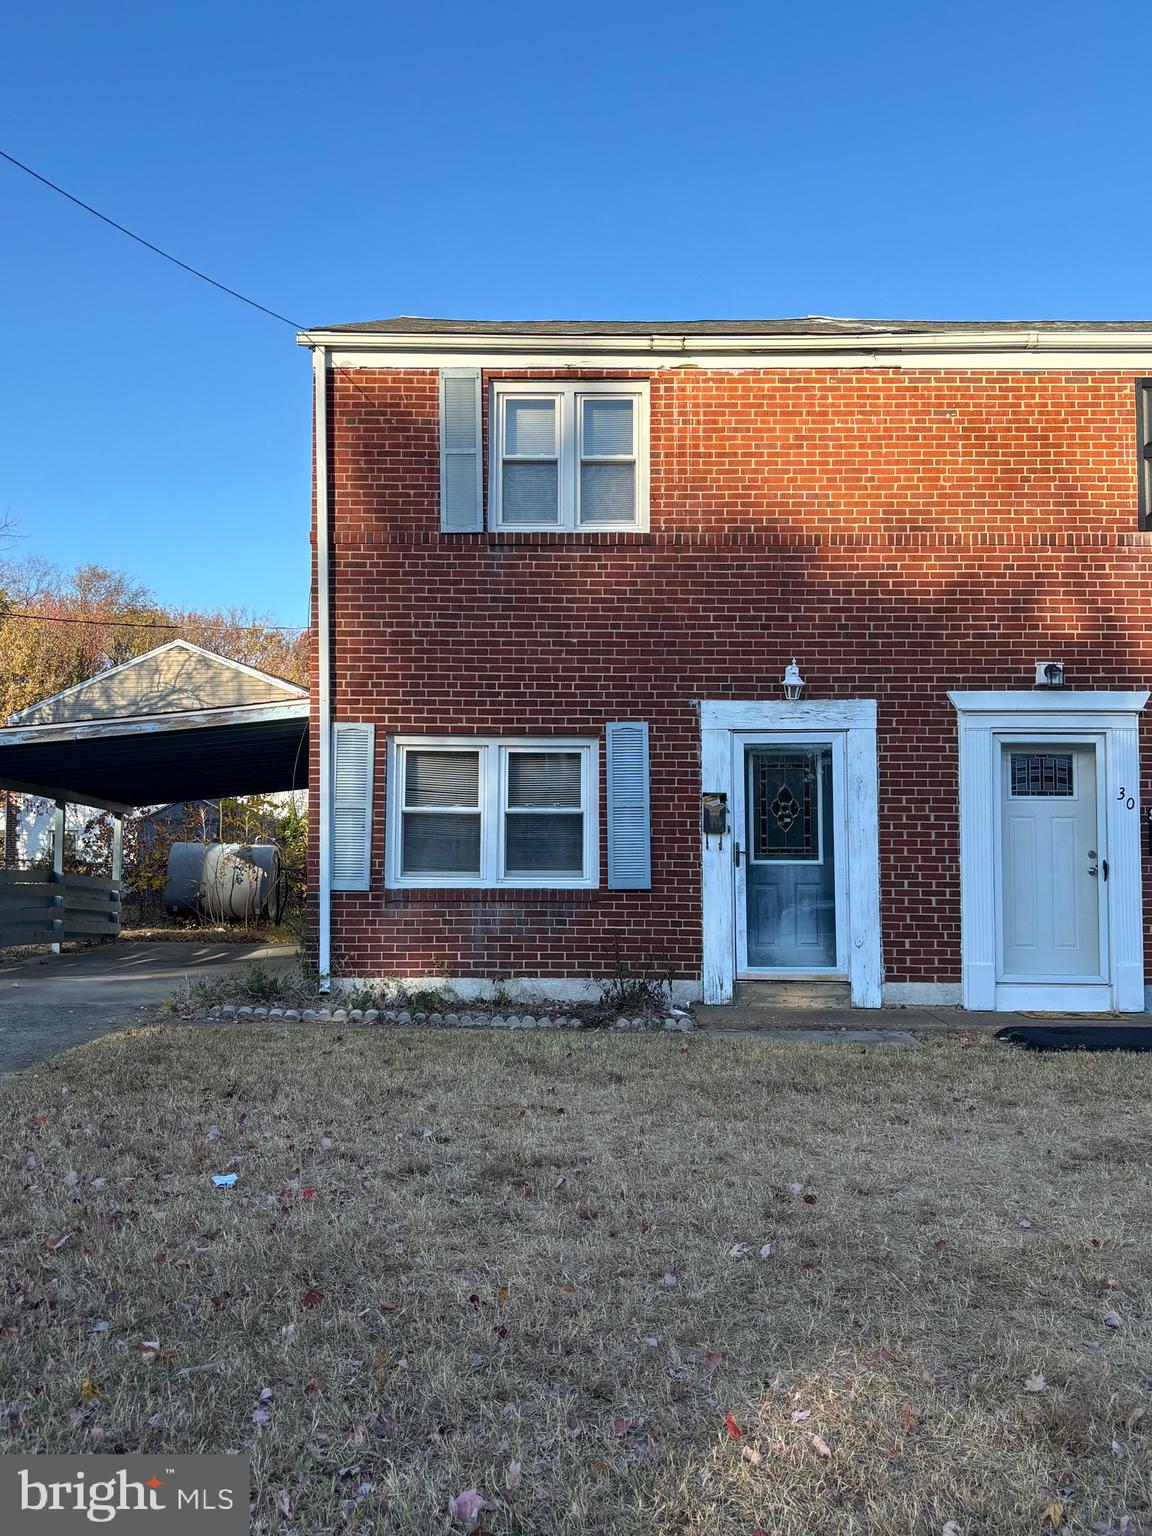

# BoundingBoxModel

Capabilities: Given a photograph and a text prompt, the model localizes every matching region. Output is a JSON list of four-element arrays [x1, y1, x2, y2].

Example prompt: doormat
[[995, 1024, 1152, 1052]]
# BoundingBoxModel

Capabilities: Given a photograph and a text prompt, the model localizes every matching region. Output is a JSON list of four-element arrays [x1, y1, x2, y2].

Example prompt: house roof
[[309, 315, 1152, 337], [8, 639, 307, 727]]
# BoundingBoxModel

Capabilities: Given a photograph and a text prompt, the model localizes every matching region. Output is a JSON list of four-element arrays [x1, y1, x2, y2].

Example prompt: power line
[[0, 148, 306, 331], [4, 609, 306, 632]]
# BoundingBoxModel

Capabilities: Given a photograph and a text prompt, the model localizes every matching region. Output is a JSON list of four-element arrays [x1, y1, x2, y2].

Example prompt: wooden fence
[[0, 869, 122, 948]]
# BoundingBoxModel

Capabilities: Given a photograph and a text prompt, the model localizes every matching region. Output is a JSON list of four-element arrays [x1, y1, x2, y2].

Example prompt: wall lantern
[[782, 658, 805, 702], [1034, 661, 1065, 688]]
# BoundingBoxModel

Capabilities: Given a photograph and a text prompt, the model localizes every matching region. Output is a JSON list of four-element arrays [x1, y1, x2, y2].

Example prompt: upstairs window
[[1139, 379, 1152, 528], [491, 382, 649, 532]]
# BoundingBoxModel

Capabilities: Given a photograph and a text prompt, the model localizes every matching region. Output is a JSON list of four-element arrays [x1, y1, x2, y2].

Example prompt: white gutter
[[297, 326, 1152, 358], [313, 347, 333, 992]]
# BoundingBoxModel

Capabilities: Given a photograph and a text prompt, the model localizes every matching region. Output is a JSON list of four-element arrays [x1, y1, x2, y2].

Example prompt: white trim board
[[700, 700, 881, 1007], [325, 347, 1152, 374], [949, 690, 1149, 1013], [0, 699, 309, 746]]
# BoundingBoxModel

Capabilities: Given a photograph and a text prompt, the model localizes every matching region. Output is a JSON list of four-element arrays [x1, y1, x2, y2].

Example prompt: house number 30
[[1117, 787, 1136, 809]]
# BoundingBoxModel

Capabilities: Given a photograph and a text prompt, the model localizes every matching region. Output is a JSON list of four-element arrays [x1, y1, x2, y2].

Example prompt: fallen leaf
[[1023, 1372, 1047, 1392], [703, 1351, 723, 1375], [1125, 1405, 1145, 1430], [942, 1523, 962, 1536], [505, 1461, 522, 1489], [759, 1243, 774, 1259], [900, 1401, 919, 1433], [659, 1273, 679, 1287], [448, 1489, 490, 1532], [791, 1409, 811, 1423], [810, 1433, 832, 1458], [1018, 1218, 1033, 1229], [496, 1285, 509, 1304], [1103, 1309, 1123, 1329], [251, 1408, 270, 1425], [724, 1412, 742, 1439], [300, 1287, 324, 1309], [277, 1493, 293, 1517], [741, 1444, 762, 1465], [80, 1378, 100, 1401], [1042, 1502, 1064, 1528]]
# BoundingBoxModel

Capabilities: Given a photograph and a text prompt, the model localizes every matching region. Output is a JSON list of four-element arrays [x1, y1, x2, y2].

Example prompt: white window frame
[[490, 380, 649, 532], [386, 736, 599, 889]]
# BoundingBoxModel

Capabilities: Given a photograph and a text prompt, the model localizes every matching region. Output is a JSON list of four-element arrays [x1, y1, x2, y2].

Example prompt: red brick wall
[[310, 365, 1152, 986]]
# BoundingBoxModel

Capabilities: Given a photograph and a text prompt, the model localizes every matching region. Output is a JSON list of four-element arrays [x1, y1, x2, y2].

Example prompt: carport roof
[[0, 700, 310, 813], [0, 642, 310, 811]]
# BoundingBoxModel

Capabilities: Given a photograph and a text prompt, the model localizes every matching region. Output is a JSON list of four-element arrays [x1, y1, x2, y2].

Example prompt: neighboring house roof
[[6, 639, 307, 727], [309, 315, 1152, 336]]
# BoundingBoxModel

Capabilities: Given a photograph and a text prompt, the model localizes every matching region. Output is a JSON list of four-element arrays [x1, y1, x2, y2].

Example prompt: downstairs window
[[387, 738, 598, 888]]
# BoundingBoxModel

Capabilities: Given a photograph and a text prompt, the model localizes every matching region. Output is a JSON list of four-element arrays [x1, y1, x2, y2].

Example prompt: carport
[[0, 640, 308, 949]]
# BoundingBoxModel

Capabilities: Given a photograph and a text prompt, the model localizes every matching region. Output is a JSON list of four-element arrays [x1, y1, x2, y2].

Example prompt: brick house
[[300, 318, 1152, 1013]]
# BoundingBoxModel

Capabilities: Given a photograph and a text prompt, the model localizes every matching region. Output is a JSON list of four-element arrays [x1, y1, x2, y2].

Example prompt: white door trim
[[949, 691, 1149, 1012], [700, 700, 881, 1006]]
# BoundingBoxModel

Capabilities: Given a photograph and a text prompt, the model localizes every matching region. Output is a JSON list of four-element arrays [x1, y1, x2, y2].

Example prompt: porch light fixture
[[782, 658, 805, 702]]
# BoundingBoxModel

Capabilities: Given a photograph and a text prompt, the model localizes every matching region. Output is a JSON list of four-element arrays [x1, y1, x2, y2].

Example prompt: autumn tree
[[0, 555, 307, 719]]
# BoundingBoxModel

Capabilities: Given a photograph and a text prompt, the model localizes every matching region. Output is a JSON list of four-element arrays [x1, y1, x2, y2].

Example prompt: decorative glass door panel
[[743, 744, 837, 969]]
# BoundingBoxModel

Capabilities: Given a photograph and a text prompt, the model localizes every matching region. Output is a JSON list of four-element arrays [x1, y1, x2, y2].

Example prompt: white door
[[999, 744, 1106, 983], [733, 734, 846, 975]]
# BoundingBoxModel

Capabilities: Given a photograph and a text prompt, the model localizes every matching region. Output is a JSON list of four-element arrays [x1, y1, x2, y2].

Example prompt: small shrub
[[599, 962, 673, 1016]]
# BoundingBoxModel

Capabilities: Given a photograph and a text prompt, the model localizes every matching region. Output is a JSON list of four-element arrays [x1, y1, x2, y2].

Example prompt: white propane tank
[[164, 843, 284, 923]]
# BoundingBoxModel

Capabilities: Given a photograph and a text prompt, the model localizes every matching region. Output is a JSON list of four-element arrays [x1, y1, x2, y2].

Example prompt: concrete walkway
[[0, 942, 297, 1075], [694, 1002, 1148, 1034]]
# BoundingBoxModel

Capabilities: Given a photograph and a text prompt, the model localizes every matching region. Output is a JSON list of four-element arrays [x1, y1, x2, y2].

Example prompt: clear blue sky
[[3, 1, 1149, 627]]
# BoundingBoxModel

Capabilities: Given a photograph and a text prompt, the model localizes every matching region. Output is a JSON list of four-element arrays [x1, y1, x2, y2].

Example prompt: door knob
[[1088, 864, 1098, 877]]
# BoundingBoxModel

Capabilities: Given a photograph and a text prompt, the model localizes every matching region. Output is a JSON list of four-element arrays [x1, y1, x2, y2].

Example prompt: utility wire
[[4, 609, 306, 632], [0, 148, 306, 331]]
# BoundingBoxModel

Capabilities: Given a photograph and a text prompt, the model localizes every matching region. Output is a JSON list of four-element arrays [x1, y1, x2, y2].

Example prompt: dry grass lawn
[[1, 1026, 1150, 1535]]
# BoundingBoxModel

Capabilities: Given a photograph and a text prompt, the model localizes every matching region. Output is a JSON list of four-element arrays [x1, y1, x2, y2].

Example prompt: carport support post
[[111, 812, 123, 885], [51, 799, 65, 955]]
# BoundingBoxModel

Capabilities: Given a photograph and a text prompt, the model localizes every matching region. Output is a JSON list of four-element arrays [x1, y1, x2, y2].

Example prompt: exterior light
[[782, 658, 805, 701], [1035, 661, 1065, 688]]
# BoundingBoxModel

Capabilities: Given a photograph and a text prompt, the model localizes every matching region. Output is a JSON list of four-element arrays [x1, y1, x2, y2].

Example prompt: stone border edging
[[197, 1005, 695, 1033]]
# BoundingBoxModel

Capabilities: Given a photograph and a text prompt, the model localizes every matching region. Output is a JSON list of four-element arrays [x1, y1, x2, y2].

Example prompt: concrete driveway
[[0, 942, 297, 1075]]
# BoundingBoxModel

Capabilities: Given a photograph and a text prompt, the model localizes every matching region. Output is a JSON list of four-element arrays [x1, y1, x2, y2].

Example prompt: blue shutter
[[606, 722, 651, 889], [440, 368, 483, 532], [331, 723, 375, 891]]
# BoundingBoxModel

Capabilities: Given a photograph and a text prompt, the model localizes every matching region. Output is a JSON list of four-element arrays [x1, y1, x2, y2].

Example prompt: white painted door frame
[[949, 691, 1149, 1013], [700, 700, 881, 1006]]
